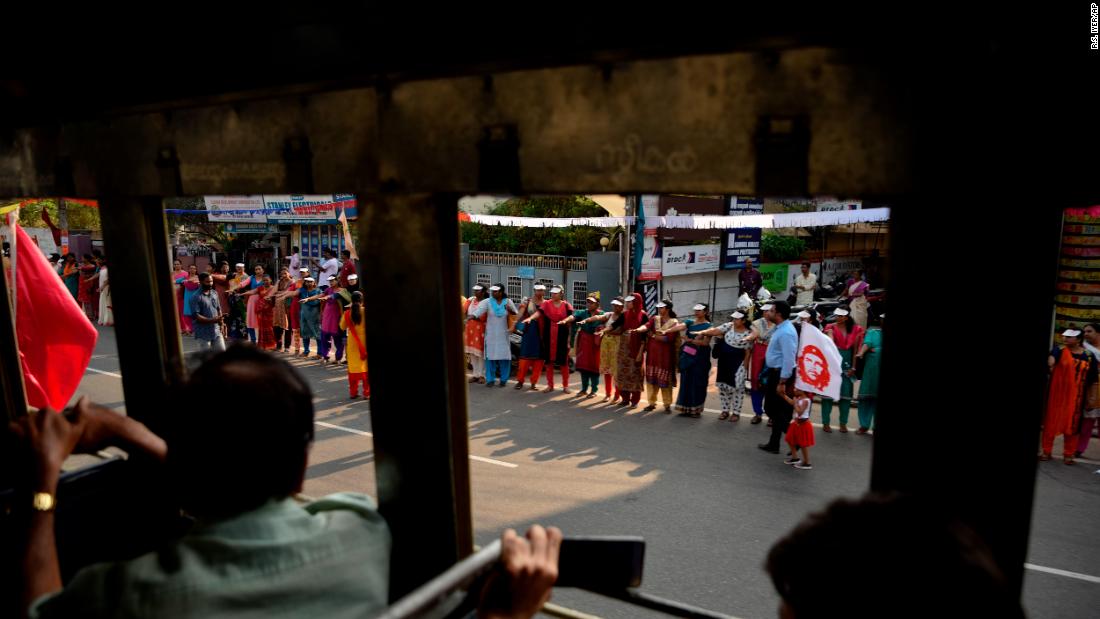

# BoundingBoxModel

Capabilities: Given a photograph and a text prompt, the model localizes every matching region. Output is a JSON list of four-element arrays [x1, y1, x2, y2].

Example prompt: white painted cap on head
[[761, 304, 775, 311], [731, 311, 745, 319], [328, 275, 337, 281], [611, 299, 624, 306], [299, 267, 309, 272], [655, 302, 667, 308], [586, 297, 598, 304], [533, 284, 547, 290], [1064, 328, 1083, 337], [693, 304, 706, 311], [304, 277, 315, 282], [833, 308, 850, 317], [489, 285, 502, 292], [347, 274, 358, 281], [879, 313, 885, 319], [472, 285, 484, 291], [550, 287, 562, 294], [235, 263, 245, 268], [797, 310, 812, 319]]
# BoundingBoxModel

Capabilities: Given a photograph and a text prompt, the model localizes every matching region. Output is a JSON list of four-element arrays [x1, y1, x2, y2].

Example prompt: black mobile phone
[[555, 536, 646, 590]]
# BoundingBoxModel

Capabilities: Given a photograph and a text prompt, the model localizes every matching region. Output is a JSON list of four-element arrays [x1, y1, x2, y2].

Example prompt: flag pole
[[0, 211, 28, 418]]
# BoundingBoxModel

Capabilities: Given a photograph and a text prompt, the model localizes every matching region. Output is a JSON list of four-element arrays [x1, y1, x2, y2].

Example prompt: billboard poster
[[722, 228, 762, 269], [729, 196, 765, 215], [204, 195, 267, 224], [265, 194, 338, 225], [639, 229, 663, 281], [759, 263, 791, 294], [309, 226, 321, 258], [640, 194, 660, 229], [816, 199, 862, 212], [662, 244, 721, 277]]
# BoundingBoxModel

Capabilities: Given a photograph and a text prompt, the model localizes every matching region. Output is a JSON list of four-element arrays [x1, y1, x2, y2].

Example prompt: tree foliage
[[460, 195, 616, 256], [761, 232, 807, 262], [17, 199, 101, 230], [164, 196, 239, 250]]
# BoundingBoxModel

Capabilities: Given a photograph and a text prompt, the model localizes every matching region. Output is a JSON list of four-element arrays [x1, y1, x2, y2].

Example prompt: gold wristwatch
[[32, 492, 56, 513]]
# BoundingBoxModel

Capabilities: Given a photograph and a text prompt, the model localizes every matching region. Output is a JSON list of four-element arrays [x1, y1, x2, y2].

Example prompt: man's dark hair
[[341, 249, 351, 259], [292, 246, 299, 253], [323, 248, 334, 257], [197, 272, 211, 282], [1087, 323, 1100, 333], [168, 345, 314, 518], [766, 493, 1023, 619], [773, 300, 791, 319], [802, 262, 811, 269]]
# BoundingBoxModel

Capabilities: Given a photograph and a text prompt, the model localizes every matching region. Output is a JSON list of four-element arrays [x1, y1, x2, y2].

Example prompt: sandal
[[751, 416, 762, 425], [514, 382, 524, 390], [644, 405, 657, 412], [822, 425, 833, 433], [584, 393, 595, 399], [1038, 453, 1052, 461], [839, 425, 849, 434], [602, 396, 611, 402], [729, 413, 740, 422], [1064, 457, 1076, 466], [528, 385, 539, 391], [856, 427, 869, 435], [767, 419, 774, 427], [664, 406, 672, 414], [542, 386, 555, 393], [718, 412, 731, 421]]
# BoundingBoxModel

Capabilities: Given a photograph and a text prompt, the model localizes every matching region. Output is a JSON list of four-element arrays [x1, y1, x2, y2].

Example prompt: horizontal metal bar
[[375, 540, 501, 619]]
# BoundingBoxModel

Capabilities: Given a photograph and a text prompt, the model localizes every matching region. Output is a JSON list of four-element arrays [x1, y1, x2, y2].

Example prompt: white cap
[[833, 308, 850, 317], [586, 297, 598, 304], [655, 302, 667, 308], [1063, 328, 1083, 337], [550, 287, 562, 294], [761, 303, 775, 311], [299, 267, 309, 273], [611, 299, 624, 306], [797, 310, 812, 319], [304, 277, 315, 282], [348, 274, 358, 281], [489, 285, 501, 292], [731, 311, 745, 319], [693, 304, 706, 311], [472, 285, 484, 291], [235, 263, 245, 268], [879, 313, 885, 319], [328, 275, 337, 281], [533, 284, 547, 290]]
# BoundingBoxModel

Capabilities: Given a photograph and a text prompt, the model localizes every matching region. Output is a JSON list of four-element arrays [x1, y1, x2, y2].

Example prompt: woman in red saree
[[632, 300, 679, 413], [240, 275, 278, 350], [78, 255, 98, 322], [614, 293, 649, 407], [1043, 329, 1097, 464], [535, 286, 574, 393]]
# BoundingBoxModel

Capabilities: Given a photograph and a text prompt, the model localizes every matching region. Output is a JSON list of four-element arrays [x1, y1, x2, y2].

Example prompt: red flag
[[13, 224, 98, 410]]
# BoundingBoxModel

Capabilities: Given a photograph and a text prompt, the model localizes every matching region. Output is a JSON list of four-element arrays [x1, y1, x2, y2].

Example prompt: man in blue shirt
[[759, 300, 798, 454]]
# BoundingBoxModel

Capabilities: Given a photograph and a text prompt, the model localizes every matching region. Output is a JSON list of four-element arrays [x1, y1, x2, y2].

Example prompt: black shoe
[[758, 443, 780, 454]]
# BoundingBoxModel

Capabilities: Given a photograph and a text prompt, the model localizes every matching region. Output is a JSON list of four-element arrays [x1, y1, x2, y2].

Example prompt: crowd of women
[[462, 283, 885, 431], [172, 260, 370, 400], [54, 252, 113, 326]]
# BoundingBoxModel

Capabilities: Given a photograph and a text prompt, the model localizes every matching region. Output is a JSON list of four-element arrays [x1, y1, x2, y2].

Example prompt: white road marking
[[590, 419, 615, 430], [1025, 563, 1100, 584], [85, 367, 122, 378], [315, 421, 518, 468], [314, 421, 373, 437], [470, 455, 519, 468]]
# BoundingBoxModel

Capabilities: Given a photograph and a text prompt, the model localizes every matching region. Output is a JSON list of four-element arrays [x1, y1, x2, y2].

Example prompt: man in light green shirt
[[13, 345, 561, 619]]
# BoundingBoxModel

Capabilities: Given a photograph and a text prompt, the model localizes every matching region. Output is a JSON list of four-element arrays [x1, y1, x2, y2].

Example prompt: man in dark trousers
[[739, 257, 763, 300], [759, 300, 798, 454]]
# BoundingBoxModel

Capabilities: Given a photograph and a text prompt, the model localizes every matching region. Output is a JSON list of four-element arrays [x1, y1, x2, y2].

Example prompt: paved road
[[72, 325, 1100, 619]]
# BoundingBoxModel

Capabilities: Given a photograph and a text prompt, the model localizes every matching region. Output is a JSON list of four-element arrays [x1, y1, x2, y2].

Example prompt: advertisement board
[[662, 244, 721, 277]]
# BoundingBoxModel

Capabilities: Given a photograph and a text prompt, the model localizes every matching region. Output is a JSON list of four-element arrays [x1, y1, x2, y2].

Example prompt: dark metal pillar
[[98, 196, 184, 427], [360, 192, 473, 601]]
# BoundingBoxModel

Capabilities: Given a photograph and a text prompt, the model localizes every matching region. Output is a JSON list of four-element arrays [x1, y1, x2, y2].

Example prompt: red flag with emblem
[[11, 223, 98, 410]]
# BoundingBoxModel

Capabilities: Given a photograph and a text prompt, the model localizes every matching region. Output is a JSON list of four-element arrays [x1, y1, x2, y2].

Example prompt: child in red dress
[[783, 388, 815, 470]]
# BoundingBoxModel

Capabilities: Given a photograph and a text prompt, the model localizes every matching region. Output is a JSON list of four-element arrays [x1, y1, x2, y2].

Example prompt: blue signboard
[[722, 228, 762, 269], [518, 266, 535, 279]]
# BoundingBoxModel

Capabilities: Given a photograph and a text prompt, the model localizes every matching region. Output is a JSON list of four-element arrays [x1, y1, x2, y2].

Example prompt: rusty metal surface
[[0, 49, 909, 199]]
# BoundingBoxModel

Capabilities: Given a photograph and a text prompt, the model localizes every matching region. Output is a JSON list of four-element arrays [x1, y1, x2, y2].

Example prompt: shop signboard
[[204, 195, 267, 223], [816, 199, 862, 212], [265, 194, 338, 225], [721, 228, 762, 269], [728, 196, 764, 215], [759, 263, 790, 294], [662, 244, 720, 277]]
